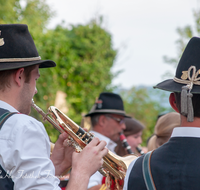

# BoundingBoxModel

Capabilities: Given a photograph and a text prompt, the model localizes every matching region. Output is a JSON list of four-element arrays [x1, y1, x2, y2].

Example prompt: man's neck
[[181, 115, 200, 127], [0, 89, 19, 111]]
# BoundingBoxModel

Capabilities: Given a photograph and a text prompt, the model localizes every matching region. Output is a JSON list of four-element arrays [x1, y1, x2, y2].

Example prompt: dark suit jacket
[[128, 137, 200, 190]]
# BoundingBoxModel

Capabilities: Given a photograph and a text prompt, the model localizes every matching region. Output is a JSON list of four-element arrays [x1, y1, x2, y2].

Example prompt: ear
[[14, 68, 25, 87], [169, 93, 179, 112], [98, 115, 107, 127]]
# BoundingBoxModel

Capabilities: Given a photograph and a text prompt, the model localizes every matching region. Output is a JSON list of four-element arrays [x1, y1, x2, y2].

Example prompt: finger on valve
[[72, 138, 107, 176]]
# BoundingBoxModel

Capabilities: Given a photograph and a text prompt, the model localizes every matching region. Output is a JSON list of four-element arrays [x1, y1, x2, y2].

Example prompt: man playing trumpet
[[0, 24, 108, 190]]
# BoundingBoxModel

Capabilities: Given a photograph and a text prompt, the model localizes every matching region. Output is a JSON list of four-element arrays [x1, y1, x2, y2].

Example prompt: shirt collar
[[90, 131, 117, 152], [171, 127, 200, 138], [0, 100, 19, 113]]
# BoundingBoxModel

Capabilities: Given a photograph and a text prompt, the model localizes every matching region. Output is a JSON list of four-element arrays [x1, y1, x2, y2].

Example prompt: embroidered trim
[[0, 56, 41, 62], [89, 109, 126, 114], [0, 30, 4, 46], [173, 66, 200, 90], [173, 66, 199, 122]]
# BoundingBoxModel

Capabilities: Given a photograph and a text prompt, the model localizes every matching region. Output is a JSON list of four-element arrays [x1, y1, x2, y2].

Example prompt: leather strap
[[142, 151, 156, 190], [0, 112, 17, 129], [0, 108, 17, 190]]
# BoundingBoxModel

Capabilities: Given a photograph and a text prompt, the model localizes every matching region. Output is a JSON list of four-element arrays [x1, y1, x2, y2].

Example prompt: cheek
[[108, 122, 118, 133], [32, 81, 36, 92], [126, 136, 136, 146]]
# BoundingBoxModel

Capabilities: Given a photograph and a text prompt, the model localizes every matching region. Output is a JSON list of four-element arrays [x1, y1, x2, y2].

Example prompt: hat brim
[[85, 110, 131, 118], [154, 79, 200, 93], [0, 60, 56, 71]]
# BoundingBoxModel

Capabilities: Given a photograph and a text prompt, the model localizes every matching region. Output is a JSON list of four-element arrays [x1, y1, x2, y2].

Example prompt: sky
[[46, 0, 199, 89]]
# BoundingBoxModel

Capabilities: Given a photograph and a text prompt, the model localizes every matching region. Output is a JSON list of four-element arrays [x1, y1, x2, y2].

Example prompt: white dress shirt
[[0, 101, 61, 190], [87, 131, 117, 189], [123, 127, 200, 190]]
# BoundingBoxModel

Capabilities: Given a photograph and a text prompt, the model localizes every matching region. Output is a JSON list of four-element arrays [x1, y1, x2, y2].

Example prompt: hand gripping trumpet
[[31, 100, 138, 190]]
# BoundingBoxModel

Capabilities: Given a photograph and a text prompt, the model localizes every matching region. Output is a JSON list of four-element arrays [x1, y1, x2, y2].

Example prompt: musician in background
[[124, 37, 200, 190], [115, 117, 145, 156], [0, 24, 108, 190], [85, 92, 130, 190]]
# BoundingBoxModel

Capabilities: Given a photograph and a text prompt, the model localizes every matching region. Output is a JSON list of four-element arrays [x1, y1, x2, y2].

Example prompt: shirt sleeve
[[0, 114, 61, 190], [123, 158, 138, 190], [87, 171, 103, 189]]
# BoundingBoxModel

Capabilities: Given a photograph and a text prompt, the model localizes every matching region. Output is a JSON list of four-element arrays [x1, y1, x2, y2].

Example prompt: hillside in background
[[114, 85, 174, 143], [115, 85, 172, 111]]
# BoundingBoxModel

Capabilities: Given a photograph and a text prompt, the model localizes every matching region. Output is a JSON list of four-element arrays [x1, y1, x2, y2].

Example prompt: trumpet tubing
[[32, 100, 138, 189]]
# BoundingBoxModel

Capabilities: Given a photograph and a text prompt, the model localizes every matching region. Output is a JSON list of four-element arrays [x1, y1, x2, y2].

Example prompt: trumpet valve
[[81, 133, 87, 139], [98, 167, 108, 177], [85, 138, 90, 143]]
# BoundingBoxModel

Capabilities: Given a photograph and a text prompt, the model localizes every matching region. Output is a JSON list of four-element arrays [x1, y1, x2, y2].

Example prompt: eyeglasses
[[105, 115, 125, 125]]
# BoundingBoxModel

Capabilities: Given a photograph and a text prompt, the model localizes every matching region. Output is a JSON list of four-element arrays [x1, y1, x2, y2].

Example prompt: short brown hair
[[147, 112, 180, 151], [91, 114, 102, 127], [0, 65, 37, 91], [124, 118, 145, 137]]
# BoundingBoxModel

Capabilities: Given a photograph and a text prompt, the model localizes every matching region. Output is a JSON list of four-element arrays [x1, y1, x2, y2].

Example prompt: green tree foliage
[[33, 20, 117, 142], [0, 0, 57, 141], [163, 8, 200, 77], [0, 0, 54, 38], [0, 0, 21, 23], [0, 0, 117, 142], [36, 21, 117, 124], [120, 87, 173, 145], [0, 0, 174, 146]]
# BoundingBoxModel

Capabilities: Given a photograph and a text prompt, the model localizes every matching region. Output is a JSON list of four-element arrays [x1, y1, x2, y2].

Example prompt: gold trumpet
[[31, 100, 137, 190]]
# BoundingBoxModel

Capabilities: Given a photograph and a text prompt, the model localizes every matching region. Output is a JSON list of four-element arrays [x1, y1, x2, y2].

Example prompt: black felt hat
[[154, 37, 200, 93], [154, 37, 200, 122], [0, 24, 56, 71], [85, 92, 130, 117]]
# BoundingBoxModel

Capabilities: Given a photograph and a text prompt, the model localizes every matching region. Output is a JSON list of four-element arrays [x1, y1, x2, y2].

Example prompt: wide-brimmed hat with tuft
[[85, 92, 130, 117], [154, 37, 200, 122], [154, 37, 200, 93], [0, 24, 56, 71]]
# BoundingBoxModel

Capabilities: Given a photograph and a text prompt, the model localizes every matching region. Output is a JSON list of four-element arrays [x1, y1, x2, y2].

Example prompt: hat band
[[0, 56, 41, 62], [89, 109, 126, 114], [173, 66, 200, 122], [173, 66, 200, 90]]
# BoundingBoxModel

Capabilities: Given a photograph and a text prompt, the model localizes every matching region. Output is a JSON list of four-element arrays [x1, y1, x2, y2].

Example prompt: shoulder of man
[[0, 113, 47, 141], [126, 154, 147, 190]]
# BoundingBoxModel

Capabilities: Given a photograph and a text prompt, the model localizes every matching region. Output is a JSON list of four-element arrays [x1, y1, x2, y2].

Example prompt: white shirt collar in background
[[171, 127, 200, 138], [90, 131, 117, 153]]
